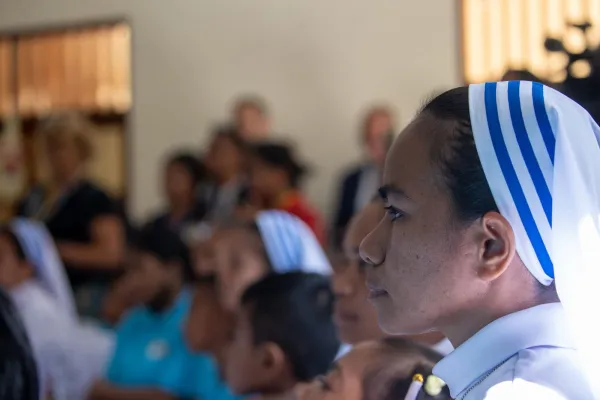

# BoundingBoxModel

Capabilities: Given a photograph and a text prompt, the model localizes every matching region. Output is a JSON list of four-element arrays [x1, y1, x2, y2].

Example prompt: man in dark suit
[[332, 106, 394, 247]]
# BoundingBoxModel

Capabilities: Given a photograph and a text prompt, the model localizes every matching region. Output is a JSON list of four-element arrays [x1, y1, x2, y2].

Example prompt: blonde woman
[[16, 114, 125, 316]]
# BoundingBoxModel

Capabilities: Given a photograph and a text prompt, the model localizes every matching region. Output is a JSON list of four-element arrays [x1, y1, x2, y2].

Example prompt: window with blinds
[[462, 0, 600, 83], [0, 39, 13, 116], [0, 22, 131, 117]]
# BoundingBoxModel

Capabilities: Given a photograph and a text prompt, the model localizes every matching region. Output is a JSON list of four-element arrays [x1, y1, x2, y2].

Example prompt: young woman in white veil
[[0, 218, 114, 399]]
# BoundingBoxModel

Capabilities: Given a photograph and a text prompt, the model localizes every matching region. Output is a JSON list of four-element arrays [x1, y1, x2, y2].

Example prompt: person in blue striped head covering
[[214, 210, 331, 311], [359, 81, 600, 399]]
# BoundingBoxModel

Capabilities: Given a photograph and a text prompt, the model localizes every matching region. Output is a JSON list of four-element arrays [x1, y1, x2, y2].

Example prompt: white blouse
[[10, 281, 114, 400], [434, 303, 594, 399]]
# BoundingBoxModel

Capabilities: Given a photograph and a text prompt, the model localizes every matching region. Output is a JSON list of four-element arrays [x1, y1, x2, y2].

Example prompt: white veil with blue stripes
[[10, 218, 77, 321], [255, 210, 331, 275], [470, 81, 600, 395]]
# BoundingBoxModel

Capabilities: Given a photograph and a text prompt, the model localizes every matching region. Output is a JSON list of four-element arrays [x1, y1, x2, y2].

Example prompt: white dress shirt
[[431, 338, 454, 356], [11, 281, 114, 400], [434, 303, 594, 399]]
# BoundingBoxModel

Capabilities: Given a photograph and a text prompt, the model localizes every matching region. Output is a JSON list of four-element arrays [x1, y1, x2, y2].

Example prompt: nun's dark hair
[[251, 142, 308, 188], [420, 87, 499, 223]]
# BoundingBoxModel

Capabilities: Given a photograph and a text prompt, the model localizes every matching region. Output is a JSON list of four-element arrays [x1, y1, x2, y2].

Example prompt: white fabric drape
[[470, 81, 600, 397]]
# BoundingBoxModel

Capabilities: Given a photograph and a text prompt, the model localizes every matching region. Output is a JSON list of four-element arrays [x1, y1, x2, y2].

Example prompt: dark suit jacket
[[332, 165, 363, 248]]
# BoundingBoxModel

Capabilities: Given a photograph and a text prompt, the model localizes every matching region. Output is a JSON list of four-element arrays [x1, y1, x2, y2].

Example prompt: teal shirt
[[106, 289, 239, 399]]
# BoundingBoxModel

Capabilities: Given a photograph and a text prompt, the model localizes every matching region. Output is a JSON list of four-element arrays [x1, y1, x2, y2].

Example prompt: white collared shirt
[[434, 303, 594, 399], [10, 281, 114, 399], [431, 338, 454, 356]]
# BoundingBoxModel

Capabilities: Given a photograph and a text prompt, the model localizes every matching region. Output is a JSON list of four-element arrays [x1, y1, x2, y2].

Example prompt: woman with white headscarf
[[0, 218, 114, 399], [359, 81, 600, 399], [213, 210, 331, 311]]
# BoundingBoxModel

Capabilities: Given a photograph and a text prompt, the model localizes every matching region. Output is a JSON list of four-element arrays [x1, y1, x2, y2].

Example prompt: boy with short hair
[[224, 272, 339, 397]]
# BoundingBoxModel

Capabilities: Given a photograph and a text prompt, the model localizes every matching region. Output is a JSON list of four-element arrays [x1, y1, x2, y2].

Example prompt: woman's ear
[[475, 212, 516, 282], [259, 342, 288, 379]]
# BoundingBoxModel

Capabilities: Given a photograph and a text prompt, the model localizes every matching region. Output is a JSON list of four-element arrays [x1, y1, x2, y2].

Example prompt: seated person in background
[[299, 338, 450, 400], [231, 96, 271, 142], [0, 286, 39, 400], [90, 225, 231, 400], [213, 210, 331, 311], [0, 219, 113, 400], [334, 198, 453, 356], [332, 106, 394, 247], [16, 113, 125, 318], [102, 153, 206, 325], [247, 142, 325, 244], [225, 272, 339, 399], [202, 126, 249, 224], [148, 151, 207, 238]]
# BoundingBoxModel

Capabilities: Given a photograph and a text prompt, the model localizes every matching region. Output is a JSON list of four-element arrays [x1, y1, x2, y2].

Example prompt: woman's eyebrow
[[378, 185, 411, 202]]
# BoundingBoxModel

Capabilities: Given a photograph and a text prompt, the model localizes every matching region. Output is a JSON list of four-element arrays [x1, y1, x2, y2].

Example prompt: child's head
[[249, 142, 308, 198], [214, 210, 331, 311], [300, 338, 450, 400], [127, 225, 193, 309], [225, 272, 339, 396]]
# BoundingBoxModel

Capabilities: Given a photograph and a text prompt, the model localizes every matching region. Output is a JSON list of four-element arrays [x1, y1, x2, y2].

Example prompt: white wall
[[0, 0, 459, 221]]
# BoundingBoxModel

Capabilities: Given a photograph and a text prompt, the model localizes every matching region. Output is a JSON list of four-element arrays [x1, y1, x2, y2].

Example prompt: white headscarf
[[10, 218, 77, 320], [255, 210, 331, 275], [470, 81, 600, 396]]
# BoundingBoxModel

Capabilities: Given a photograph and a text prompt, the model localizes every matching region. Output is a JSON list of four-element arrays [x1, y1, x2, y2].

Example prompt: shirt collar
[[433, 303, 576, 398]]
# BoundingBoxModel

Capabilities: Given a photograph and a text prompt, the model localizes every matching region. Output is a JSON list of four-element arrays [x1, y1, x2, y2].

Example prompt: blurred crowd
[[0, 95, 454, 400]]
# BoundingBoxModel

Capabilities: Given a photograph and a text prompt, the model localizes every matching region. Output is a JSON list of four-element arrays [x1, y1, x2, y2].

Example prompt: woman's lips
[[333, 307, 359, 326], [367, 285, 389, 299]]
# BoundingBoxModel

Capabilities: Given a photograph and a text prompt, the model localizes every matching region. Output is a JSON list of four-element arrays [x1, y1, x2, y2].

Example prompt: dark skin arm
[[57, 215, 125, 268]]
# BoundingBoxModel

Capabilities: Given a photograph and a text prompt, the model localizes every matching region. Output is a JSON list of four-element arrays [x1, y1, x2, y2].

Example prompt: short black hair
[[136, 223, 194, 281], [166, 152, 206, 186], [501, 69, 542, 83], [420, 87, 499, 223], [212, 124, 249, 153], [241, 272, 339, 382], [251, 142, 308, 188], [363, 338, 450, 400]]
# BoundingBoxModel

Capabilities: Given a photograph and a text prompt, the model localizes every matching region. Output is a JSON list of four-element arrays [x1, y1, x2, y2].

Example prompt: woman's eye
[[384, 206, 404, 222]]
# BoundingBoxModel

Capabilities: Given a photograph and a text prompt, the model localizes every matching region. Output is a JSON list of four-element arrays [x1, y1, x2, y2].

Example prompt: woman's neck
[[440, 287, 559, 348]]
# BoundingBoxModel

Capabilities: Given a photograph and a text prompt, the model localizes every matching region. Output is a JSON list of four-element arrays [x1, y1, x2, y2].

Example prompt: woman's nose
[[359, 223, 386, 267]]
